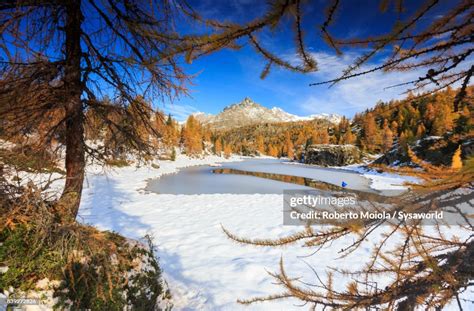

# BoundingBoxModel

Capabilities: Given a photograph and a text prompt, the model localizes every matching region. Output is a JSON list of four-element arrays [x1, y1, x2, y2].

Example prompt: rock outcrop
[[304, 144, 362, 166]]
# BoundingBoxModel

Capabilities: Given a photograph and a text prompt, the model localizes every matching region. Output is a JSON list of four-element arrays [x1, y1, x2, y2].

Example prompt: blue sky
[[2, 0, 461, 121], [161, 0, 458, 120]]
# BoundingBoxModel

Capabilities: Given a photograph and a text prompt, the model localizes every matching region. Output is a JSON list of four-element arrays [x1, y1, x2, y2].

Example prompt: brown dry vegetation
[[0, 172, 165, 309]]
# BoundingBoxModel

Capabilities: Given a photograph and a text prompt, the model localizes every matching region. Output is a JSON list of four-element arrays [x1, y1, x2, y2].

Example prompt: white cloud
[[299, 51, 427, 116], [160, 103, 199, 121]]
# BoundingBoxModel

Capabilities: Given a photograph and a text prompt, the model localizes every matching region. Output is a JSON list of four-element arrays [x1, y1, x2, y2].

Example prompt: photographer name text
[[290, 210, 444, 221]]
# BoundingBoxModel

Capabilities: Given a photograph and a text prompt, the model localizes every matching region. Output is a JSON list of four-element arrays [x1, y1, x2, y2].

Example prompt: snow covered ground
[[77, 155, 425, 310], [3, 154, 468, 310], [338, 164, 421, 191]]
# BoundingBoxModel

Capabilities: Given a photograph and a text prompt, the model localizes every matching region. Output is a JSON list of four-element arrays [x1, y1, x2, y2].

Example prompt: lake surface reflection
[[147, 158, 387, 195]]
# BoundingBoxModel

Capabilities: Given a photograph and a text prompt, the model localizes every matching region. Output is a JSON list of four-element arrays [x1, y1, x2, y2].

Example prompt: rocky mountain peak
[[192, 97, 343, 130], [223, 97, 260, 111]]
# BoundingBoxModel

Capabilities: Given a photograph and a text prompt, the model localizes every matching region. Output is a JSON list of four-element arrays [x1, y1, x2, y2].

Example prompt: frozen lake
[[147, 158, 379, 195]]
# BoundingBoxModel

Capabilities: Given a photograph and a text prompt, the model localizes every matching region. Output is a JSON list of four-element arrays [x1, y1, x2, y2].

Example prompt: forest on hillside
[[2, 86, 471, 171], [176, 87, 473, 163], [354, 86, 473, 153]]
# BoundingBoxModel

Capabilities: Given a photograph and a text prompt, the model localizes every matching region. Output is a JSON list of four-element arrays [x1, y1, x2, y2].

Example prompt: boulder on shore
[[304, 144, 362, 166]]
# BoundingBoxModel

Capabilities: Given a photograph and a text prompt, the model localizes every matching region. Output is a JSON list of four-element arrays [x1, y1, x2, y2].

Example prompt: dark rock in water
[[304, 144, 362, 166], [374, 136, 474, 166]]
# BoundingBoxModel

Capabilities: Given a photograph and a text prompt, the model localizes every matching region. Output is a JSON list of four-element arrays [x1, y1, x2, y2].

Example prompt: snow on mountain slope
[[192, 97, 342, 130], [304, 113, 343, 124]]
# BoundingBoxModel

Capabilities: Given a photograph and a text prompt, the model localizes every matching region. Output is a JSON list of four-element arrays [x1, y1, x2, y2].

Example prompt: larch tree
[[84, 107, 103, 142], [311, 129, 330, 145], [432, 104, 455, 135], [267, 144, 278, 157], [223, 143, 232, 158], [415, 123, 426, 138], [178, 0, 472, 107], [182, 115, 203, 155], [310, 0, 473, 110], [256, 135, 265, 155], [361, 112, 379, 152], [286, 140, 294, 159], [295, 132, 306, 147], [382, 119, 394, 152], [423, 102, 436, 133], [320, 129, 330, 144], [283, 132, 294, 159], [1, 0, 324, 222], [202, 125, 212, 145], [342, 129, 355, 145], [390, 120, 399, 135], [336, 116, 351, 144], [164, 114, 180, 148], [153, 110, 166, 147], [214, 136, 223, 155], [0, 0, 190, 221], [127, 96, 154, 146], [451, 145, 463, 169]]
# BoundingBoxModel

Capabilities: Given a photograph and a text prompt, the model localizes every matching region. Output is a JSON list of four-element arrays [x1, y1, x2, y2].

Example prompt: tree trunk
[[59, 0, 85, 222]]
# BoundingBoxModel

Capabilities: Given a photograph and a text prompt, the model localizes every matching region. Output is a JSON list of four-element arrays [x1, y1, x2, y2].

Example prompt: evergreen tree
[[166, 114, 173, 126], [454, 106, 472, 134], [170, 148, 176, 161]]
